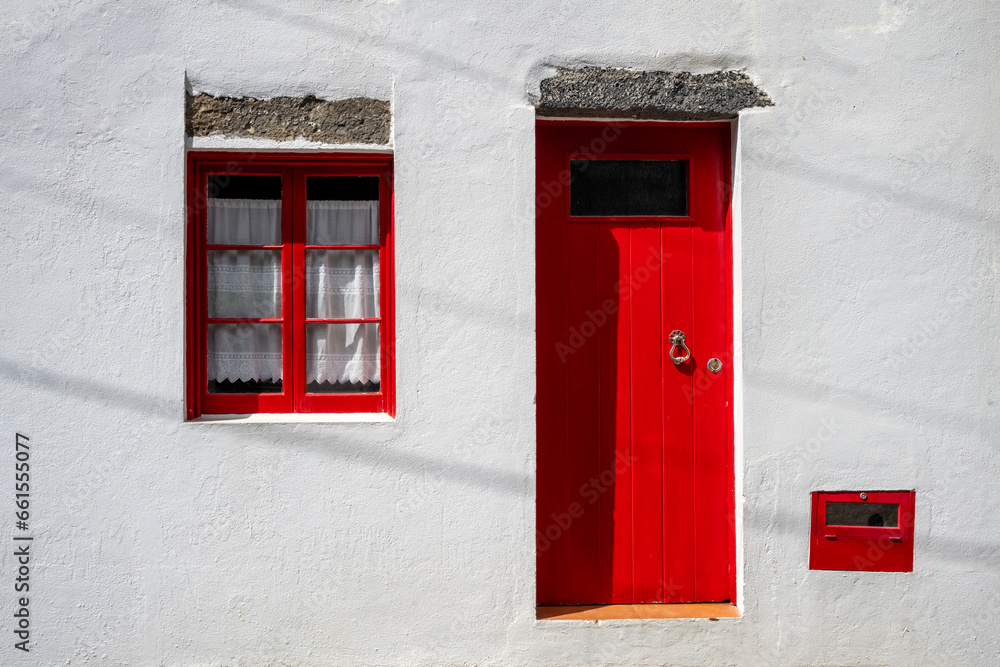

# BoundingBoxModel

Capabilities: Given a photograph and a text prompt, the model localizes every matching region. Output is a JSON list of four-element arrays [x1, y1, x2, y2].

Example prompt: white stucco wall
[[1, 1, 998, 665]]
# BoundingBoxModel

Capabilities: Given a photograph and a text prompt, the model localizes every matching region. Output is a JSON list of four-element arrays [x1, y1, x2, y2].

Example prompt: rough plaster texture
[[186, 93, 391, 145], [536, 67, 773, 119], [1, 1, 999, 665]]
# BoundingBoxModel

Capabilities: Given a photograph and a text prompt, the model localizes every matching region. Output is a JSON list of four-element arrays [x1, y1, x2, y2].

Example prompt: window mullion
[[289, 165, 306, 412]]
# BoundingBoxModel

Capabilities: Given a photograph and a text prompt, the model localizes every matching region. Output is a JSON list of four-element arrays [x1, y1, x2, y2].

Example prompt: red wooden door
[[536, 121, 733, 604]]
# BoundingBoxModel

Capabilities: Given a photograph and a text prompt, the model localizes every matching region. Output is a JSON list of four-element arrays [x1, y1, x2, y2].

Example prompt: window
[[568, 157, 688, 217], [186, 153, 395, 418]]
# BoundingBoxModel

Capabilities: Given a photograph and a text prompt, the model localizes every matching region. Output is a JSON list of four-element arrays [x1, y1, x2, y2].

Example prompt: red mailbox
[[809, 491, 915, 572]]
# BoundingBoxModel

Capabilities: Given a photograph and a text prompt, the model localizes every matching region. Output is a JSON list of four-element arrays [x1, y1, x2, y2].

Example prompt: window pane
[[207, 250, 281, 318], [207, 175, 281, 245], [306, 323, 380, 393], [207, 323, 282, 393], [306, 249, 379, 319], [306, 176, 379, 245], [569, 159, 687, 217], [208, 175, 282, 200], [826, 502, 899, 527]]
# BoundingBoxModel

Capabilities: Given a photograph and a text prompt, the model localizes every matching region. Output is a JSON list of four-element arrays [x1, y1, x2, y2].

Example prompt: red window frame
[[809, 490, 915, 572], [185, 151, 395, 418]]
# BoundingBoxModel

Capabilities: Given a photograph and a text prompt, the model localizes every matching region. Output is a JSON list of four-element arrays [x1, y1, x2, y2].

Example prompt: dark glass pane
[[207, 175, 282, 200], [208, 378, 283, 394], [570, 159, 687, 217], [826, 502, 899, 527], [306, 176, 379, 201], [307, 379, 381, 394]]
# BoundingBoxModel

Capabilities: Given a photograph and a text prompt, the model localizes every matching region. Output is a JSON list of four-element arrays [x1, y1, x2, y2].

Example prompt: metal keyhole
[[707, 358, 723, 374]]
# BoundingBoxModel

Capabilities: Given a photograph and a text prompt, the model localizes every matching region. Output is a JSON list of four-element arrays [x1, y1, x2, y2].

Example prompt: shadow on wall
[[191, 0, 529, 101], [748, 366, 993, 451], [745, 508, 1000, 568], [0, 356, 529, 496], [748, 148, 991, 232]]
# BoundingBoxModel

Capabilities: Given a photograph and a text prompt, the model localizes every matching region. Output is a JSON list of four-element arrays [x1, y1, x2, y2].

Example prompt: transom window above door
[[568, 157, 689, 217], [186, 153, 395, 418]]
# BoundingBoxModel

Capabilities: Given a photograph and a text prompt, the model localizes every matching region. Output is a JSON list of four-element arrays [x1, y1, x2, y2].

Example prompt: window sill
[[187, 413, 395, 424], [536, 603, 741, 621]]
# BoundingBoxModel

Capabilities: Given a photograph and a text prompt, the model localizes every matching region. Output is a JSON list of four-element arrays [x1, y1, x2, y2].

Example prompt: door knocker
[[668, 330, 691, 365]]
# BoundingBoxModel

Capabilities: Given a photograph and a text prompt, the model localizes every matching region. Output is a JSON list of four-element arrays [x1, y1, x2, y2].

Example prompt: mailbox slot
[[809, 491, 915, 572]]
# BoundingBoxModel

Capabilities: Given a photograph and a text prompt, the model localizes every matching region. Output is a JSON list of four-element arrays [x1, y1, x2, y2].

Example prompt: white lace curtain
[[206, 198, 381, 388]]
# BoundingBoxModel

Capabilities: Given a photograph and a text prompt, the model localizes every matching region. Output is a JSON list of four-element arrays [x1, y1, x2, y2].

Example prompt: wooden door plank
[[660, 221, 696, 602], [599, 222, 633, 603], [566, 219, 602, 602], [691, 128, 730, 601], [536, 125, 571, 603], [629, 224, 664, 602]]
